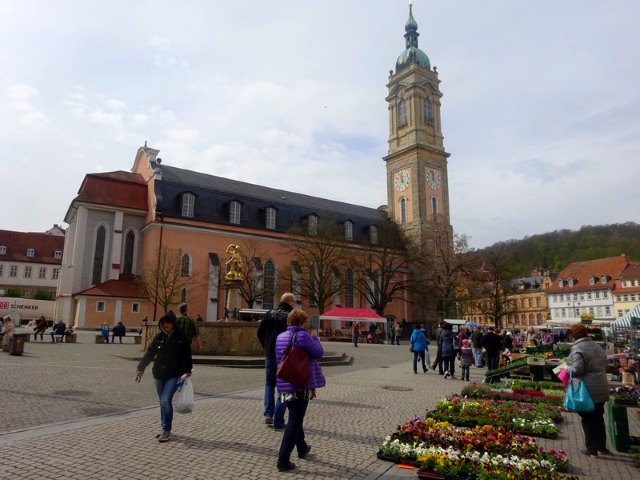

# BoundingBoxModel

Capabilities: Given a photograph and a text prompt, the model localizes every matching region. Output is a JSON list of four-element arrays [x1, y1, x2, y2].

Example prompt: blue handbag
[[563, 369, 595, 412]]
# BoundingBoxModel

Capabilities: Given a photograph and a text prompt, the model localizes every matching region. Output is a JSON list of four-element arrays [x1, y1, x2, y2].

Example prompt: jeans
[[277, 394, 309, 465], [264, 357, 286, 427], [442, 355, 455, 376], [578, 403, 607, 453], [461, 366, 470, 381], [472, 347, 482, 366], [154, 377, 180, 432], [413, 350, 427, 373]]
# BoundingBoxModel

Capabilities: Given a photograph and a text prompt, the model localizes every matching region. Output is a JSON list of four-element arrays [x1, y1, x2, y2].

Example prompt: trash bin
[[9, 333, 27, 356], [607, 400, 630, 452]]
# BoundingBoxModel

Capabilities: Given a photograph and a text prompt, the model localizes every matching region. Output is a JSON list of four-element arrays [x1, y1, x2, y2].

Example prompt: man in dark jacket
[[257, 292, 295, 429], [136, 311, 192, 443], [471, 328, 484, 367], [482, 326, 502, 382]]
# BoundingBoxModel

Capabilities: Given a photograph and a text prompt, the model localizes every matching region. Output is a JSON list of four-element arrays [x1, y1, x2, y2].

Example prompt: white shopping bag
[[175, 377, 194, 414]]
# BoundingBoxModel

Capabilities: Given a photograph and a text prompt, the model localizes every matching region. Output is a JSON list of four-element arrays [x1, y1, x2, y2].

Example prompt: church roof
[[155, 163, 387, 243], [69, 171, 148, 217], [76, 274, 145, 299]]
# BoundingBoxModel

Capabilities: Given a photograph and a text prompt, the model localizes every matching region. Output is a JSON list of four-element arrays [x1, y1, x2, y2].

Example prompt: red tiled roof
[[74, 171, 148, 211], [546, 255, 631, 293], [0, 229, 65, 264], [612, 263, 640, 293], [77, 275, 146, 299]]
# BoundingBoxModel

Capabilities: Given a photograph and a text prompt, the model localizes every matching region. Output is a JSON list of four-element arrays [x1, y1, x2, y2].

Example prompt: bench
[[51, 331, 75, 343], [95, 334, 141, 344]]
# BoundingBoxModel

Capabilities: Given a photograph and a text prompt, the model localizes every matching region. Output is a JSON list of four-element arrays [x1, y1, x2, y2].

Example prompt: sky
[[1, 0, 639, 249]]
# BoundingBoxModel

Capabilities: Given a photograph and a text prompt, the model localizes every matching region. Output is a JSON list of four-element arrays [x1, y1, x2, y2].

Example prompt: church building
[[55, 5, 452, 329]]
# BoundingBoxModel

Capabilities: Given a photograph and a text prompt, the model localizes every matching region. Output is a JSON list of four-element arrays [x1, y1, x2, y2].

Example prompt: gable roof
[[76, 274, 145, 299], [0, 229, 65, 264], [155, 163, 387, 243], [71, 171, 148, 213], [547, 255, 631, 293]]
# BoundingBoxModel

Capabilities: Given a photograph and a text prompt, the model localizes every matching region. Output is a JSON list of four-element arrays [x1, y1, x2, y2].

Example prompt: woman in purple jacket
[[275, 309, 326, 472]]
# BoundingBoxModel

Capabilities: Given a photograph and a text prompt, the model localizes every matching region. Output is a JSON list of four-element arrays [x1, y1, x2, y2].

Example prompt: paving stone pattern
[[0, 332, 638, 479]]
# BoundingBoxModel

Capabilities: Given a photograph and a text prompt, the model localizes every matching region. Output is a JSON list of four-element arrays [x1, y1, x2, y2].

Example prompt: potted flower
[[610, 385, 638, 405]]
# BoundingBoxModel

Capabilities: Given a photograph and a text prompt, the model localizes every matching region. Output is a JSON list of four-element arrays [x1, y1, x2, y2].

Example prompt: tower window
[[344, 221, 353, 241], [397, 99, 407, 127], [266, 207, 276, 230], [399, 197, 408, 224], [424, 97, 434, 123], [431, 197, 438, 221], [181, 193, 195, 217], [230, 201, 241, 224]]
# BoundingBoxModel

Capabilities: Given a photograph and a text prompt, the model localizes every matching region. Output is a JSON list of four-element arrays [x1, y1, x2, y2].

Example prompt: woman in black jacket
[[135, 311, 192, 443]]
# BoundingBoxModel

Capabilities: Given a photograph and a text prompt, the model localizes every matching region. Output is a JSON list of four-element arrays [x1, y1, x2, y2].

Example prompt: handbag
[[276, 332, 310, 388], [562, 369, 595, 412]]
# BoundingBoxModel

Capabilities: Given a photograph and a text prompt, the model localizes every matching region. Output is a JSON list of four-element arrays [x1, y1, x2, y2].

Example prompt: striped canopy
[[611, 303, 640, 330]]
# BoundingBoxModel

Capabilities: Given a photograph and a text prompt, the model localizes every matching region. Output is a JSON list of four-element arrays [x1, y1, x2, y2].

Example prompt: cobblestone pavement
[[1, 332, 638, 479]]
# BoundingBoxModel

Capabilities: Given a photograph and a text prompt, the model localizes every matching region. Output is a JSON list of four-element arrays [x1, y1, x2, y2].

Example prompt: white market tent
[[319, 307, 385, 332], [611, 303, 640, 330]]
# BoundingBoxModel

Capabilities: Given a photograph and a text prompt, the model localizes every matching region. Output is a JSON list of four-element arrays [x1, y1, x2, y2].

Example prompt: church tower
[[385, 4, 452, 246]]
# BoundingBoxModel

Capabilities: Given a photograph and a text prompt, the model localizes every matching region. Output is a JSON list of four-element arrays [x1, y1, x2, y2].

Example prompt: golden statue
[[225, 244, 243, 282]]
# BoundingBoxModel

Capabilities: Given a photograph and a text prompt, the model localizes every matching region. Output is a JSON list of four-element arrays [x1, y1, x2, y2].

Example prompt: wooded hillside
[[477, 222, 640, 275]]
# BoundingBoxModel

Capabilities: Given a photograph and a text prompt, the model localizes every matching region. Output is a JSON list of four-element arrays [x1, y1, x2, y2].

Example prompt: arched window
[[263, 260, 275, 310], [424, 97, 434, 123], [123, 230, 135, 275], [181, 253, 191, 276], [431, 197, 438, 221], [345, 269, 354, 308], [397, 99, 407, 126], [399, 197, 407, 224], [92, 225, 106, 285], [181, 288, 187, 304]]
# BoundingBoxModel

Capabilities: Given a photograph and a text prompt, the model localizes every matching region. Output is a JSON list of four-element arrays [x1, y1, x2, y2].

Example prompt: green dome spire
[[396, 3, 431, 72]]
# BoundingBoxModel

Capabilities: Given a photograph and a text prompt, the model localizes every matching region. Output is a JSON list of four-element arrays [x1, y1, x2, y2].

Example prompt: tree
[[33, 288, 54, 300], [282, 219, 350, 314], [137, 246, 195, 319], [462, 244, 519, 329], [237, 240, 267, 308], [4, 287, 22, 298], [410, 228, 475, 325], [352, 221, 411, 316]]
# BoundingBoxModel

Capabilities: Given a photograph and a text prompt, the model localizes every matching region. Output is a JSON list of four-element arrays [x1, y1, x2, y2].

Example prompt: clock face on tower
[[394, 169, 410, 191], [426, 168, 441, 189]]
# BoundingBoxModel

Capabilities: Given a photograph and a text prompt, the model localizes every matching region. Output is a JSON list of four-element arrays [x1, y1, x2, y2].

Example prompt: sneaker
[[269, 424, 286, 431], [158, 431, 170, 443], [264, 417, 273, 425], [423, 368, 428, 373], [298, 445, 311, 459], [443, 371, 450, 379], [580, 449, 597, 457], [277, 461, 296, 472]]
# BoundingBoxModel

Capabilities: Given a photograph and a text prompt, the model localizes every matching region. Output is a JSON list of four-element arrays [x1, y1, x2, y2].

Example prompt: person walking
[[176, 303, 202, 352], [567, 323, 610, 457], [439, 323, 456, 379], [393, 322, 402, 346], [471, 327, 483, 367], [432, 321, 445, 374], [409, 324, 428, 374], [482, 326, 502, 383], [459, 338, 473, 381], [351, 321, 360, 347], [275, 309, 325, 472], [34, 315, 47, 341], [135, 311, 192, 443], [257, 292, 294, 429]]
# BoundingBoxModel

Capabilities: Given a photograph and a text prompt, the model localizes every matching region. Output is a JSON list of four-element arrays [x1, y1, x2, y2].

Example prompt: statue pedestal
[[224, 280, 243, 321]]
